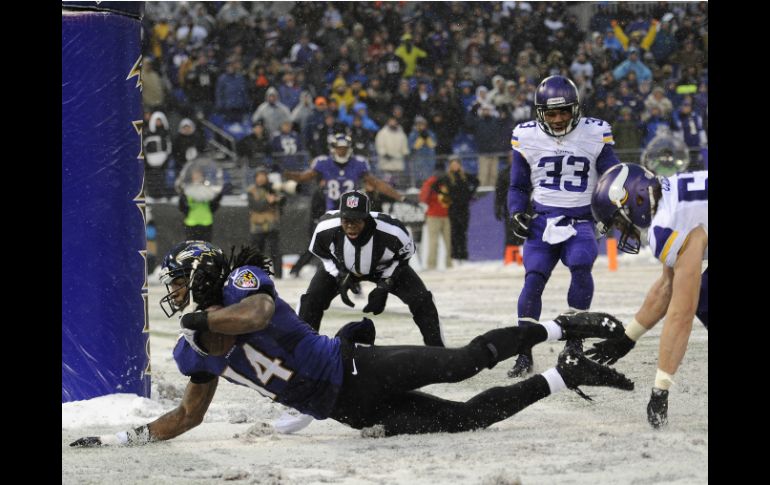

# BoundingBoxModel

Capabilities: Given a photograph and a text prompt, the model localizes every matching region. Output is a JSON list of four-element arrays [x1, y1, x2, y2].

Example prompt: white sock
[[654, 369, 675, 390], [542, 367, 567, 394], [539, 320, 563, 341]]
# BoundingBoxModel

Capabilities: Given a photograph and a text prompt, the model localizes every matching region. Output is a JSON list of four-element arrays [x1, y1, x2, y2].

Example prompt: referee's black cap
[[339, 191, 370, 220]]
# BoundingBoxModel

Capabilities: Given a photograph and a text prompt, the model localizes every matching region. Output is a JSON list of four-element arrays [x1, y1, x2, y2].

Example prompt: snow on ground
[[63, 255, 707, 484]]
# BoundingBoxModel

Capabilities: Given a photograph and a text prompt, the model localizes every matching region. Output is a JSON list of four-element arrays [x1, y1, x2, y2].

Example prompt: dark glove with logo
[[510, 212, 533, 239], [585, 335, 636, 365], [336, 271, 360, 308], [363, 278, 393, 315]]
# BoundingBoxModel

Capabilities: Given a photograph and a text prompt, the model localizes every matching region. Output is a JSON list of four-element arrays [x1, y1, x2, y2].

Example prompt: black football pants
[[328, 325, 551, 435]]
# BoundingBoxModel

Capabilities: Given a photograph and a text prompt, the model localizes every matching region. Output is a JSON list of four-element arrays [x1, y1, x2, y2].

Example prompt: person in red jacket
[[419, 161, 452, 270]]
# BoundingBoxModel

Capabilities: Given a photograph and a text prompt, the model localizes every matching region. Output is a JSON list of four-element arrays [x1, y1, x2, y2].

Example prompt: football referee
[[298, 191, 445, 346]]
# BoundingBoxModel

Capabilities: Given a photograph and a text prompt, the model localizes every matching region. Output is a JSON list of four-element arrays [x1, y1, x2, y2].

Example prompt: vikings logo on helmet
[[591, 163, 662, 254]]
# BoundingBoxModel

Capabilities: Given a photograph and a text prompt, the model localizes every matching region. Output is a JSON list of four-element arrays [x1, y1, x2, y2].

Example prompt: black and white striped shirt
[[309, 211, 415, 279]]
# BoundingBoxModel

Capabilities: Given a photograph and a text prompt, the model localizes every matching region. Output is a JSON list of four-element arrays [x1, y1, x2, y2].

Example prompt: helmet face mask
[[534, 75, 581, 137], [158, 240, 228, 317], [330, 133, 352, 164], [592, 164, 661, 254]]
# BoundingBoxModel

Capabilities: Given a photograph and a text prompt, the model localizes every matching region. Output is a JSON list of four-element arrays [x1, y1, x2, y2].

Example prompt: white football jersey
[[511, 118, 614, 210], [648, 171, 708, 268]]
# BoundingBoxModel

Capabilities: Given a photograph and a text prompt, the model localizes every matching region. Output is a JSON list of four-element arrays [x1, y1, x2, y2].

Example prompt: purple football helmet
[[329, 133, 353, 164], [534, 75, 581, 136], [591, 163, 662, 254]]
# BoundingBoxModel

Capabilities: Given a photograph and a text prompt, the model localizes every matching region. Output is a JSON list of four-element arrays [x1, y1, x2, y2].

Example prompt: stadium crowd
[[140, 1, 708, 193]]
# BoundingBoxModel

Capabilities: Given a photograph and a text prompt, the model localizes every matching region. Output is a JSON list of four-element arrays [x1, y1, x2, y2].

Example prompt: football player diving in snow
[[71, 240, 633, 446], [587, 163, 708, 428]]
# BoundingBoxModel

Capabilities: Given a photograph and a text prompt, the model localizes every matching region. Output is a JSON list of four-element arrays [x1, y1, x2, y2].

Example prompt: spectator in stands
[[183, 49, 218, 118], [612, 107, 644, 154], [251, 86, 292, 138], [612, 47, 652, 83], [439, 156, 479, 264], [395, 33, 427, 79], [143, 111, 174, 199], [271, 121, 303, 171], [408, 116, 438, 187], [344, 23, 369, 67], [215, 58, 249, 121], [375, 116, 410, 185], [466, 102, 506, 187], [177, 167, 225, 243], [569, 51, 594, 81], [278, 70, 302, 112], [515, 51, 541, 83], [172, 118, 206, 167], [649, 16, 678, 65], [379, 42, 406, 92], [671, 39, 706, 75], [642, 106, 670, 148], [419, 161, 452, 271], [237, 122, 272, 169], [671, 99, 707, 169], [349, 114, 375, 158], [643, 86, 674, 122], [291, 91, 315, 136], [141, 57, 165, 113], [364, 77, 392, 127], [247, 166, 284, 279]]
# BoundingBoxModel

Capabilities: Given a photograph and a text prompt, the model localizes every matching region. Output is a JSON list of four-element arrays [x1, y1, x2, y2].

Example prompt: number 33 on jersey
[[511, 117, 617, 212]]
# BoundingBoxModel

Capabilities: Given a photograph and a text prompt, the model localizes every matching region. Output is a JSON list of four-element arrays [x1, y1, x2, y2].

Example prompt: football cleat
[[647, 388, 669, 429], [556, 344, 634, 400], [507, 351, 534, 378], [554, 312, 625, 341]]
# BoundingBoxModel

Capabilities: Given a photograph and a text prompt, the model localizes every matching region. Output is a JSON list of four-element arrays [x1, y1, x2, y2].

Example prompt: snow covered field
[[62, 255, 708, 484]]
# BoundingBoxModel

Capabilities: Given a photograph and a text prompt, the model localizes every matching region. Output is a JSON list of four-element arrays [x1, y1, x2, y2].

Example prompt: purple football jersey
[[173, 266, 344, 419], [311, 155, 371, 209]]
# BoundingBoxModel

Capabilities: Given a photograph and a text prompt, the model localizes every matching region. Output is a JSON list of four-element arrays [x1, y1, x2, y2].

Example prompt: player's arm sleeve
[[596, 143, 621, 174], [507, 149, 531, 214]]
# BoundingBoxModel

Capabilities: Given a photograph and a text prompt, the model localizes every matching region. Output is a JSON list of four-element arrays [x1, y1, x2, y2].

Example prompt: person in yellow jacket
[[394, 33, 426, 78], [178, 168, 225, 243]]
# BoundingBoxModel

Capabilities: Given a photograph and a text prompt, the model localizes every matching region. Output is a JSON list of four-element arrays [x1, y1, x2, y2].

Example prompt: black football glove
[[363, 287, 389, 315], [510, 212, 533, 239], [363, 278, 393, 315], [336, 271, 359, 308], [585, 335, 636, 365]]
